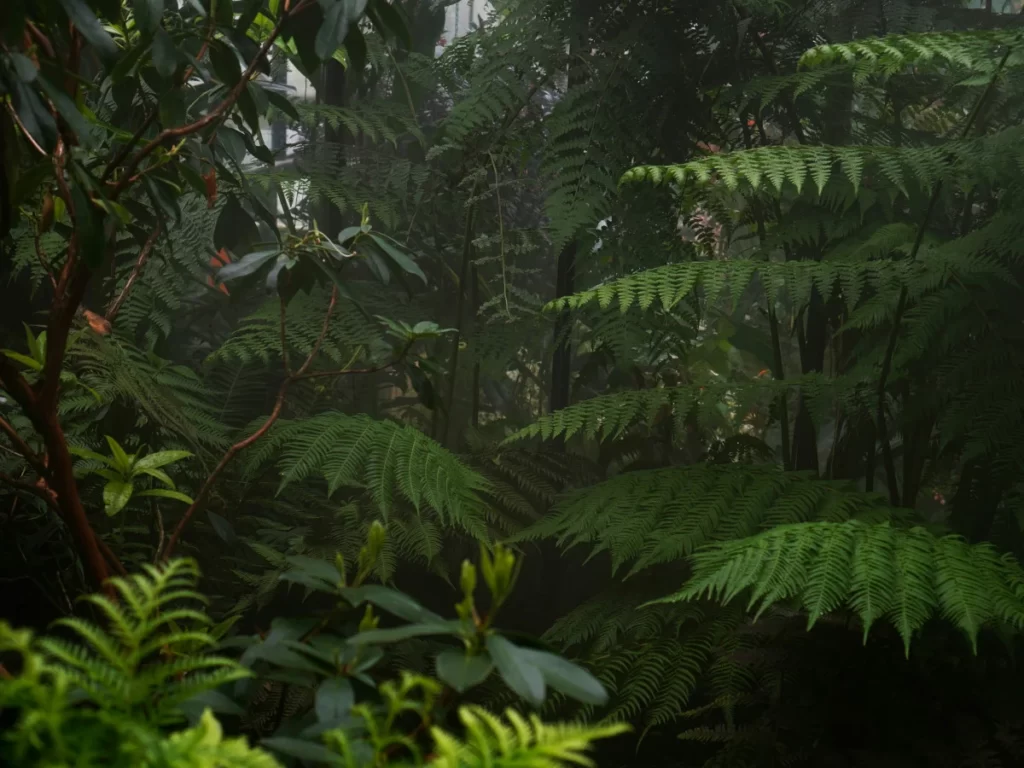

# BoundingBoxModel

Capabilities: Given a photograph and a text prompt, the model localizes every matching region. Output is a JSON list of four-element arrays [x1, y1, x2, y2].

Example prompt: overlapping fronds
[[505, 375, 870, 445], [623, 127, 1024, 196], [515, 466, 896, 576], [294, 102, 425, 146], [33, 559, 249, 723], [664, 521, 1024, 655], [799, 28, 1023, 77], [424, 706, 628, 768], [548, 249, 1009, 317], [245, 413, 492, 538]]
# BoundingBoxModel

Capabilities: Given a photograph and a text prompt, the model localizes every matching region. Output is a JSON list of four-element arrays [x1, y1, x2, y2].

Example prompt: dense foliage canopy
[[5, 0, 1024, 765]]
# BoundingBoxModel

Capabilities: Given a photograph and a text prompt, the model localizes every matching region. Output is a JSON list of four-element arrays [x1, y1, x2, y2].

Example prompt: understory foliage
[[7, 0, 1024, 765]]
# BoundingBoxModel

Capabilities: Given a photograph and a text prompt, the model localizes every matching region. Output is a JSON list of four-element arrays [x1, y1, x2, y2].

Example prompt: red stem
[[105, 223, 162, 322]]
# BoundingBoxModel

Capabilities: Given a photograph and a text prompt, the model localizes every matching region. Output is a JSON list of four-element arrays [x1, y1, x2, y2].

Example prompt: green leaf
[[368, 234, 426, 284], [517, 648, 608, 706], [208, 511, 238, 545], [104, 435, 132, 472], [486, 635, 545, 707], [57, 0, 118, 58], [37, 77, 95, 147], [347, 621, 462, 644], [315, 677, 354, 723], [367, 0, 410, 49], [337, 225, 362, 242], [69, 446, 114, 465], [286, 555, 342, 586], [265, 89, 300, 122], [9, 53, 37, 83], [136, 488, 194, 504], [133, 0, 164, 35], [218, 249, 279, 280], [316, 1, 351, 60], [151, 27, 179, 78], [436, 650, 493, 693], [262, 737, 342, 764], [140, 467, 175, 488], [71, 185, 107, 268], [134, 449, 193, 471], [103, 480, 134, 517], [210, 41, 243, 86], [339, 585, 445, 623], [2, 350, 42, 370]]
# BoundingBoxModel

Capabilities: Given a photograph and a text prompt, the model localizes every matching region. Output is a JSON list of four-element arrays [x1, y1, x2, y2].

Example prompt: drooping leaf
[[137, 488, 194, 504], [56, 0, 118, 58], [436, 650, 493, 693], [315, 677, 354, 723], [133, 0, 164, 35], [347, 621, 461, 645], [517, 648, 608, 705], [339, 585, 445, 623], [486, 635, 545, 707], [134, 449, 193, 471]]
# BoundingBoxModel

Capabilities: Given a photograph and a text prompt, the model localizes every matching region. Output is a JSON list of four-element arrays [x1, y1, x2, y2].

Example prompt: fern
[[515, 466, 897, 576], [245, 413, 492, 539], [663, 520, 1024, 655], [422, 706, 628, 768]]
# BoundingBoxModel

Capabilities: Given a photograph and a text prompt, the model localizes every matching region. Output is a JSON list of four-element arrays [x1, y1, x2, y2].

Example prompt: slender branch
[[5, 102, 47, 156], [105, 223, 162, 322], [0, 473, 54, 506], [874, 43, 1013, 506], [0, 415, 48, 479]]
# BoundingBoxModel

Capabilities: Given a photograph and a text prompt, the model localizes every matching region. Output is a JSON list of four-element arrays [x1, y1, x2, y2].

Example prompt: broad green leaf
[[207, 511, 238, 545], [339, 585, 444, 623], [486, 635, 545, 707], [315, 677, 354, 723], [137, 488, 194, 505], [105, 435, 132, 472], [262, 737, 342, 764], [265, 89, 300, 122], [337, 225, 362, 242], [140, 467, 175, 488], [286, 555, 342, 586], [368, 234, 426, 284], [218, 250, 279, 280], [103, 480, 134, 516], [517, 648, 608, 705], [133, 0, 164, 35], [2, 350, 42, 370], [347, 621, 462, 645], [152, 28, 180, 79], [315, 1, 350, 60], [9, 53, 37, 83], [436, 650, 493, 692], [69, 446, 114, 465], [37, 77, 95, 147], [56, 0, 118, 58], [133, 449, 193, 471]]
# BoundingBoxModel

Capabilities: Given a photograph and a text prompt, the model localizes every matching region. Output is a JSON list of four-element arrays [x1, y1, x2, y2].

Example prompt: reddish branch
[[161, 289, 410, 560], [105, 223, 162, 322]]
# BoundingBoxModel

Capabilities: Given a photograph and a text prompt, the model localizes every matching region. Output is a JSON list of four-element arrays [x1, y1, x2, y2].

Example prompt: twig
[[105, 223, 162, 322], [162, 287, 416, 560], [5, 102, 47, 156]]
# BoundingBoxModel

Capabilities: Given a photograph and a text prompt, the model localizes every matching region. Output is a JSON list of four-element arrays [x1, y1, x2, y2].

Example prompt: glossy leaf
[[347, 621, 462, 645], [315, 1, 351, 60], [218, 249, 279, 280], [134, 449, 192, 471], [486, 635, 545, 707], [518, 647, 608, 705], [103, 480, 135, 517], [137, 488, 194, 504], [57, 0, 118, 58], [368, 234, 426, 284], [133, 0, 164, 35], [436, 649, 493, 693], [339, 585, 445, 623], [315, 677, 354, 723]]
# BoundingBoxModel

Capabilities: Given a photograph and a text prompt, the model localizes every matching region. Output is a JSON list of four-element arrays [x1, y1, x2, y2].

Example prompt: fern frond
[[515, 466, 896, 576], [426, 706, 628, 768], [249, 413, 492, 538], [663, 520, 1024, 655]]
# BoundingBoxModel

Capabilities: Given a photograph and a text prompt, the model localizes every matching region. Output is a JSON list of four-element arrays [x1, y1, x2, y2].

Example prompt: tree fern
[[515, 466, 898, 576], [662, 520, 1024, 655], [245, 413, 492, 538]]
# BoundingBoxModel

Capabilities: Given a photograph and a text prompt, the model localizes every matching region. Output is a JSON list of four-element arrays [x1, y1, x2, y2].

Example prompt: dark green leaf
[[337, 225, 362, 242], [339, 585, 445, 623], [152, 27, 180, 78], [344, 24, 367, 72], [486, 635, 545, 707], [37, 77, 94, 146], [368, 234, 426, 284], [315, 677, 354, 723], [218, 249, 279, 280], [182, 689, 244, 716], [347, 621, 462, 644], [57, 0, 118, 58], [517, 648, 608, 705], [286, 555, 342, 585], [363, 247, 390, 284], [216, 128, 248, 167], [235, 0, 264, 34], [210, 41, 243, 86], [436, 650, 493, 693], [367, 0, 410, 49], [133, 0, 164, 35], [72, 185, 107, 268], [249, 644, 325, 673], [207, 511, 238, 545], [9, 53, 37, 82], [265, 89, 300, 122], [158, 90, 187, 129], [262, 737, 342, 764], [316, 1, 350, 60]]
